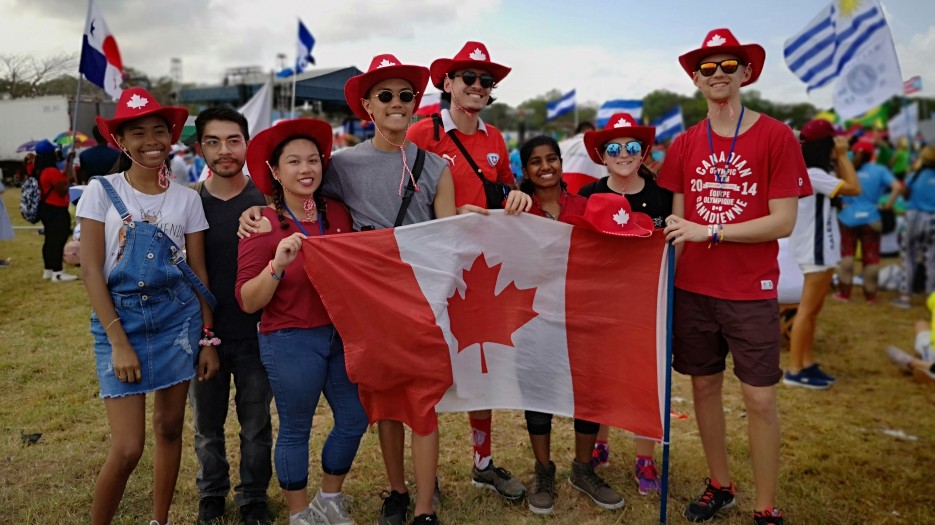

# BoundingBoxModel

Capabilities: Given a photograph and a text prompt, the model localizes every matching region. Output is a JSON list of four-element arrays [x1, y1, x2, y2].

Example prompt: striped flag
[[784, 0, 903, 119], [546, 89, 576, 121], [904, 75, 923, 95], [79, 0, 124, 99], [596, 100, 642, 128], [295, 19, 316, 74], [651, 106, 684, 143]]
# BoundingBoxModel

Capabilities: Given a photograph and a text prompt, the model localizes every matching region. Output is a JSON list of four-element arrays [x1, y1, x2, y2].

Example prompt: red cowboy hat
[[583, 113, 656, 164], [678, 28, 765, 87], [799, 119, 845, 142], [245, 118, 334, 196], [429, 41, 511, 89], [96, 87, 189, 148], [566, 193, 654, 237], [344, 54, 430, 121]]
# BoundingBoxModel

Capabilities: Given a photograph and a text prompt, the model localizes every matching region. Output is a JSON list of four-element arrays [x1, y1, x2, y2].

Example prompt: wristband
[[269, 260, 285, 281]]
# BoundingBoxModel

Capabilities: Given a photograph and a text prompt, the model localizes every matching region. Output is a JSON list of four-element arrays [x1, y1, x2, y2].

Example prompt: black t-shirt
[[578, 175, 673, 229], [200, 178, 267, 339]]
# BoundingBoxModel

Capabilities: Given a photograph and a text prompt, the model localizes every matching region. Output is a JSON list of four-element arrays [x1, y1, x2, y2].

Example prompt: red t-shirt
[[408, 112, 514, 208], [657, 114, 810, 300], [235, 199, 353, 334], [39, 167, 70, 207], [526, 191, 588, 223]]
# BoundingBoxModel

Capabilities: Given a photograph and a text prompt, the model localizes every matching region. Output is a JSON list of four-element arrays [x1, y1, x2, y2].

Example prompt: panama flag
[[301, 212, 670, 438], [79, 0, 124, 99]]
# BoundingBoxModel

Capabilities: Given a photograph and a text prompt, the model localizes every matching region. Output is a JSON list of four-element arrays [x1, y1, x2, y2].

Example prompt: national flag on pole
[[415, 91, 442, 117], [887, 102, 919, 142], [783, 0, 903, 120], [651, 106, 685, 143], [295, 19, 316, 74], [79, 0, 124, 99], [904, 75, 923, 95], [546, 89, 576, 121], [301, 212, 670, 438], [596, 100, 643, 128]]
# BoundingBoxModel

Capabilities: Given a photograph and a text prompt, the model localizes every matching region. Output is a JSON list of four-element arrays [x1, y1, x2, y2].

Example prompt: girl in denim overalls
[[76, 87, 220, 525]]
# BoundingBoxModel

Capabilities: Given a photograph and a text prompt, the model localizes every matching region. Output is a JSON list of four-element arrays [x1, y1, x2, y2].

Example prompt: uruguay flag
[[296, 19, 316, 74], [546, 89, 575, 121], [79, 0, 123, 99], [596, 100, 643, 128], [651, 106, 685, 143]]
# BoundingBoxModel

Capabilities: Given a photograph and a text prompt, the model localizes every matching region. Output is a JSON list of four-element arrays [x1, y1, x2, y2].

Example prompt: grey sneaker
[[290, 506, 325, 525], [569, 460, 625, 510], [527, 460, 556, 515], [471, 462, 526, 501], [310, 492, 354, 525]]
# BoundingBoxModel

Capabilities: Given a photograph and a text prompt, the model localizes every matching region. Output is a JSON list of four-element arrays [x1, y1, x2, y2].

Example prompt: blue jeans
[[259, 326, 368, 491], [190, 337, 273, 506]]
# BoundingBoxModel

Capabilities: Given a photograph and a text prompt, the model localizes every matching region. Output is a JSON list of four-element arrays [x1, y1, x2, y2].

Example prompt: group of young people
[[78, 28, 809, 525]]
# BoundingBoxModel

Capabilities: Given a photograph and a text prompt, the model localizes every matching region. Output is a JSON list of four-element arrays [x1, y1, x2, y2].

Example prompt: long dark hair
[[518, 135, 565, 196], [801, 136, 834, 172], [31, 152, 58, 177], [268, 135, 329, 230]]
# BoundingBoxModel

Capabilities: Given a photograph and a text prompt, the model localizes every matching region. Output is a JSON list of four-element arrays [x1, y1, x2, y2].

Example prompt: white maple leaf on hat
[[707, 34, 726, 47], [378, 58, 396, 68], [613, 208, 630, 226], [469, 48, 487, 61], [613, 117, 632, 128], [127, 94, 149, 109]]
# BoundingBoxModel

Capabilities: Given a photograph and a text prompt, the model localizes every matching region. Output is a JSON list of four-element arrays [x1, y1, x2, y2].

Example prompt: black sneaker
[[239, 501, 273, 525], [683, 478, 735, 522], [379, 490, 410, 525], [753, 507, 784, 525], [411, 513, 439, 524], [198, 496, 225, 524]]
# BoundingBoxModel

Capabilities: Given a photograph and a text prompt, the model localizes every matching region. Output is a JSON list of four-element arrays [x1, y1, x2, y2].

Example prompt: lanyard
[[706, 105, 745, 184], [283, 204, 324, 236]]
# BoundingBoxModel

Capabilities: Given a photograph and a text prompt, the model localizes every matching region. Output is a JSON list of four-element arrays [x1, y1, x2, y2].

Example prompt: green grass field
[[0, 188, 933, 524]]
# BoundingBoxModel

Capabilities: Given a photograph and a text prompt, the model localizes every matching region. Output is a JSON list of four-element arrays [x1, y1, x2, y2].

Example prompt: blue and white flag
[[651, 106, 684, 143], [296, 19, 316, 74], [784, 0, 902, 119], [546, 90, 576, 121], [596, 100, 642, 128]]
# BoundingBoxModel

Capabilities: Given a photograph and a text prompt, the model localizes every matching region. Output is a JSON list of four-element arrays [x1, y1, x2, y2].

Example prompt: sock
[[710, 477, 734, 492], [594, 439, 608, 450], [470, 416, 492, 470], [319, 490, 341, 499], [636, 454, 654, 464]]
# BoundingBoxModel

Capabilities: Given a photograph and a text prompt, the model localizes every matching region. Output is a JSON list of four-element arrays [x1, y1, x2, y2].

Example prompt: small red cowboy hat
[[799, 119, 846, 142], [583, 113, 656, 164], [245, 118, 334, 196], [429, 41, 512, 89], [566, 193, 655, 237], [96, 87, 189, 148], [344, 54, 430, 121], [678, 28, 765, 87]]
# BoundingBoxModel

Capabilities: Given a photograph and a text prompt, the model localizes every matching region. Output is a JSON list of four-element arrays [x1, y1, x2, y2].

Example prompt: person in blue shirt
[[892, 145, 935, 308]]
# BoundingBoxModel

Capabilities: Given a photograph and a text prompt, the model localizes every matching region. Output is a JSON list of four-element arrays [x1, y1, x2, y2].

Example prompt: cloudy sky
[[3, 0, 933, 109]]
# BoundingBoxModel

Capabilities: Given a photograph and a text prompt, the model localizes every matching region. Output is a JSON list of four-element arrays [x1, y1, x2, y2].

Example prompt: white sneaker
[[311, 492, 354, 525], [290, 506, 326, 525], [51, 271, 78, 282], [43, 269, 52, 279]]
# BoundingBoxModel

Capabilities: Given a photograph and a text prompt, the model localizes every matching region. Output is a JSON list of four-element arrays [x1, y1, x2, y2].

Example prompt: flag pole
[[70, 0, 93, 152], [659, 241, 675, 524], [290, 72, 297, 118]]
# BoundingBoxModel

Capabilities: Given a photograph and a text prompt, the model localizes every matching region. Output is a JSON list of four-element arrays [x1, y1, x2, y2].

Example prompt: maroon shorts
[[839, 222, 882, 265], [672, 289, 782, 387]]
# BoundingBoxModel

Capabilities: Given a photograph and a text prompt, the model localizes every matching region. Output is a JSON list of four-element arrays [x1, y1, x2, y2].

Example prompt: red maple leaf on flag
[[447, 253, 538, 374]]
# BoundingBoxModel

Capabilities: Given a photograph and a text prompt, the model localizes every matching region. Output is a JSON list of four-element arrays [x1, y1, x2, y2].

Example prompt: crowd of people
[[30, 24, 926, 525]]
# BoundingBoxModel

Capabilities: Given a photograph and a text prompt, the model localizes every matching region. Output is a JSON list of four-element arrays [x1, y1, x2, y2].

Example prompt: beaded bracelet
[[268, 260, 285, 281], [199, 336, 221, 347]]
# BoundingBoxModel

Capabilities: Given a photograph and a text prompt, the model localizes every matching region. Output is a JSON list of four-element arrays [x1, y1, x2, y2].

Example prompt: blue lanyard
[[283, 203, 324, 236], [706, 105, 745, 184]]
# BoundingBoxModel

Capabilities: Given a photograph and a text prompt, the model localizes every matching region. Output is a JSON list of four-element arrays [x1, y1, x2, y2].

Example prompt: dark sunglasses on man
[[372, 89, 417, 103], [697, 59, 744, 77], [447, 71, 496, 89]]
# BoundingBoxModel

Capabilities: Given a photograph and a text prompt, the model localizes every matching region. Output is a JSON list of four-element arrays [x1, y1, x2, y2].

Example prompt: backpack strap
[[445, 128, 491, 186], [393, 148, 426, 228], [432, 113, 443, 141]]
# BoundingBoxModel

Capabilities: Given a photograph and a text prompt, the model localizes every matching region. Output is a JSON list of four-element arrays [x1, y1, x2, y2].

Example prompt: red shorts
[[672, 289, 782, 387], [839, 222, 882, 265]]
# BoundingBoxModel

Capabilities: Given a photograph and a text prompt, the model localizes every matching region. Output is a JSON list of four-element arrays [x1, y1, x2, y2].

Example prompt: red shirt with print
[[39, 167, 70, 207]]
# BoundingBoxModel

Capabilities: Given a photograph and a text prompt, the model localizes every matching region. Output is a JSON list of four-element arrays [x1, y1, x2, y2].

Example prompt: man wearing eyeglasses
[[659, 29, 810, 525], [190, 106, 274, 525], [408, 40, 530, 505]]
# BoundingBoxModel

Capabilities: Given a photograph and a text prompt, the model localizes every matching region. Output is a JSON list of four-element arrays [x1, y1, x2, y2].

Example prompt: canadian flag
[[302, 212, 670, 437]]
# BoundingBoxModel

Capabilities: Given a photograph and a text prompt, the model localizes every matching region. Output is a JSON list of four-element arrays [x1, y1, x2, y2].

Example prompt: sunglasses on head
[[604, 140, 642, 158], [373, 89, 416, 103], [449, 71, 496, 89], [697, 59, 744, 77]]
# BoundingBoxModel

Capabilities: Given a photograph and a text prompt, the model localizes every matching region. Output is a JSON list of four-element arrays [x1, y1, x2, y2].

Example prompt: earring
[[303, 196, 317, 222]]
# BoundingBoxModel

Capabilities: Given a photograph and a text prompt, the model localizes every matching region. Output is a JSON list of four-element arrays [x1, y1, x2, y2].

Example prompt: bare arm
[[184, 230, 219, 381], [831, 136, 861, 197], [433, 167, 458, 219], [665, 196, 797, 245]]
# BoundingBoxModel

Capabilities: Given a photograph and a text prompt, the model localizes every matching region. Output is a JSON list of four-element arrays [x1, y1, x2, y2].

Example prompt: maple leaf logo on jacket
[[127, 93, 148, 109], [447, 254, 537, 374]]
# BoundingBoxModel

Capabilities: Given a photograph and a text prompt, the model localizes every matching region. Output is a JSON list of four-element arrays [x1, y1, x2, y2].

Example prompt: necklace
[[705, 105, 745, 184], [124, 171, 168, 224]]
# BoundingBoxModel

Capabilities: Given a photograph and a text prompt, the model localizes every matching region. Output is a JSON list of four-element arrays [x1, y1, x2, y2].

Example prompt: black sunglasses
[[697, 59, 744, 77], [448, 71, 496, 89], [373, 89, 416, 103]]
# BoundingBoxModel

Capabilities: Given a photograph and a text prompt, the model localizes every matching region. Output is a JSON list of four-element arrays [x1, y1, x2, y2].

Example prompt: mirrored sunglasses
[[604, 140, 642, 158], [449, 71, 496, 89], [697, 59, 743, 77], [374, 89, 416, 103]]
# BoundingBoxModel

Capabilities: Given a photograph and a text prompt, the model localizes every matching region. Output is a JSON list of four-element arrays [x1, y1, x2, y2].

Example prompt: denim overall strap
[[96, 175, 218, 310]]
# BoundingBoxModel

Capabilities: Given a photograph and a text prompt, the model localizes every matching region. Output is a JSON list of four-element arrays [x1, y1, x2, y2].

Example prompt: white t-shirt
[[76, 173, 209, 277], [790, 167, 845, 269]]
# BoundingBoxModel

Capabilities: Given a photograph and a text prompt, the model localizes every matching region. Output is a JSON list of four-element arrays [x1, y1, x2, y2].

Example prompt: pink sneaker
[[634, 457, 661, 495], [591, 442, 609, 469]]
